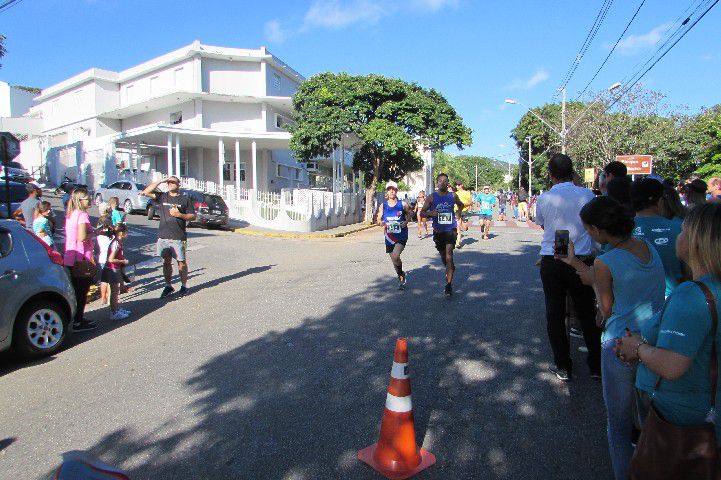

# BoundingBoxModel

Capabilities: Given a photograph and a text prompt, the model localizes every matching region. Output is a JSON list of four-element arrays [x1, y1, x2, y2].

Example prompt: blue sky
[[1, 0, 719, 162]]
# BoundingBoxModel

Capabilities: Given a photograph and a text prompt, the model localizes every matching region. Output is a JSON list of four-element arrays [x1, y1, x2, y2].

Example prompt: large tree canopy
[[432, 151, 510, 190], [289, 72, 472, 220]]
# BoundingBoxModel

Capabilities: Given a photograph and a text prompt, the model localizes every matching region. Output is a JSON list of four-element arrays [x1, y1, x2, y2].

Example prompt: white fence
[[113, 170, 363, 232]]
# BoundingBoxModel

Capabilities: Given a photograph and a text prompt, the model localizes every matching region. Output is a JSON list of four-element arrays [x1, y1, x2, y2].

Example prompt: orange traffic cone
[[358, 338, 436, 480]]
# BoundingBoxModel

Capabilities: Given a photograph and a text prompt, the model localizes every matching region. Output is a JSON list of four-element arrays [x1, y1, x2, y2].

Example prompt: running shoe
[[569, 327, 584, 339], [109, 310, 130, 321], [178, 285, 189, 296], [444, 282, 453, 298], [398, 274, 407, 290], [550, 366, 570, 381], [118, 308, 131, 316], [72, 321, 98, 332], [160, 285, 175, 298]]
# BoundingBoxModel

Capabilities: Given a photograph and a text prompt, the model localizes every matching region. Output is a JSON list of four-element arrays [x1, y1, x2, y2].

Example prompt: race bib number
[[387, 222, 401, 234], [481, 202, 491, 211], [438, 212, 452, 225]]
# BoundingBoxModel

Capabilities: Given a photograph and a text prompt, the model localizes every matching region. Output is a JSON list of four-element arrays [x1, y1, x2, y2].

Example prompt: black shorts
[[433, 231, 457, 251], [101, 266, 122, 284], [385, 241, 406, 253]]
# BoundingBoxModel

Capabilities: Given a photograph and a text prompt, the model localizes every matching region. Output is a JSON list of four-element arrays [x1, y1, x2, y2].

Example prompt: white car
[[94, 180, 151, 214]]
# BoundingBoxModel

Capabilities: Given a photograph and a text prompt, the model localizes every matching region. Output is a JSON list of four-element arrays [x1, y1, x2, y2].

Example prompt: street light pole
[[560, 87, 567, 155], [527, 136, 532, 196]]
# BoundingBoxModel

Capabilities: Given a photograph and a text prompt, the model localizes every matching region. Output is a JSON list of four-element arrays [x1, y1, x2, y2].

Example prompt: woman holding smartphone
[[559, 196, 665, 480]]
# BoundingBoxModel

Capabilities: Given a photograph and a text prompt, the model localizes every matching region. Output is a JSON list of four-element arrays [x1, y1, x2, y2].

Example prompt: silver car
[[0, 220, 76, 358], [94, 180, 151, 215]]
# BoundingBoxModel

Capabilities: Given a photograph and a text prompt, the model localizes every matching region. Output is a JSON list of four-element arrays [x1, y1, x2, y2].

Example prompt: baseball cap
[[386, 181, 398, 190]]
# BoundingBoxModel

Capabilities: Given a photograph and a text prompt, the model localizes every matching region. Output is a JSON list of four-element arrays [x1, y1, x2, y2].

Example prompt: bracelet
[[635, 339, 648, 362]]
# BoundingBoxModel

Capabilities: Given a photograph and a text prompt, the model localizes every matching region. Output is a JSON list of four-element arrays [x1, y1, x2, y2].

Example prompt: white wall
[[93, 80, 119, 114], [39, 81, 95, 131], [265, 65, 300, 97], [119, 57, 196, 107], [121, 101, 196, 131], [202, 58, 263, 96], [202, 101, 263, 132], [0, 81, 36, 117]]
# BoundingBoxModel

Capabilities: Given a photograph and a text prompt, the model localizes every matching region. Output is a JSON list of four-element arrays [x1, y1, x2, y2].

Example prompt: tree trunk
[[364, 158, 380, 223]]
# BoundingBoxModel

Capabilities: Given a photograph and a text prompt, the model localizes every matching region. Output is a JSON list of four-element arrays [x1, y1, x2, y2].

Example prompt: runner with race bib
[[377, 181, 412, 290], [421, 173, 466, 298], [474, 185, 497, 240]]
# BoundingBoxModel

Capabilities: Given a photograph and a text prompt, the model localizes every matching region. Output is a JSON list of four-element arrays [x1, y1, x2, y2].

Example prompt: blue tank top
[[431, 191, 457, 232], [383, 199, 408, 245]]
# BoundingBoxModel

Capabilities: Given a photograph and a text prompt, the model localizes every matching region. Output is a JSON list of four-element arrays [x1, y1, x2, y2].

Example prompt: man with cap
[[474, 185, 497, 240], [377, 181, 412, 289], [13, 183, 42, 230]]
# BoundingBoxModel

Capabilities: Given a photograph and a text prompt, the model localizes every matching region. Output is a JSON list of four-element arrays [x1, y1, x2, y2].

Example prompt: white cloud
[[614, 23, 672, 55], [264, 19, 287, 44], [303, 0, 387, 29], [409, 0, 459, 11], [506, 69, 550, 90]]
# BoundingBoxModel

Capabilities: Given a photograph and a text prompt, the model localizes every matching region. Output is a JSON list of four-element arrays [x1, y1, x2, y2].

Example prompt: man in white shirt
[[535, 153, 601, 381]]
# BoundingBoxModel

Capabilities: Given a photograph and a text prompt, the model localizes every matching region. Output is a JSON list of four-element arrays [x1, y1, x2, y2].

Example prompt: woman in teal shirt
[[618, 203, 721, 442], [562, 196, 665, 480]]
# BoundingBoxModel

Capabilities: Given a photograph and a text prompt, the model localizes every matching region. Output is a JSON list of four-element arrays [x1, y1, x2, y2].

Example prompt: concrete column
[[251, 140, 257, 191], [234, 139, 241, 199], [218, 138, 225, 192], [167, 134, 173, 175], [174, 135, 181, 178], [352, 170, 356, 194], [340, 142, 345, 195]]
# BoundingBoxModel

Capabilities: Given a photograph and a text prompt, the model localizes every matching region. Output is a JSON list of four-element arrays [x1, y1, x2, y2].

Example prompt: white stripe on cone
[[385, 393, 413, 413], [391, 362, 409, 380]]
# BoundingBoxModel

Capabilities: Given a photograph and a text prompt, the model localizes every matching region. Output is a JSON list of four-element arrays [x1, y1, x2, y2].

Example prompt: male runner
[[141, 176, 196, 297], [421, 173, 465, 297], [475, 185, 497, 240], [453, 181, 473, 248], [376, 181, 412, 289]]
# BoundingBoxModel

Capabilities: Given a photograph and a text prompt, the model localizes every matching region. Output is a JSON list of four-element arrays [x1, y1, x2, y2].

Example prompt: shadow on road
[[39, 242, 610, 479]]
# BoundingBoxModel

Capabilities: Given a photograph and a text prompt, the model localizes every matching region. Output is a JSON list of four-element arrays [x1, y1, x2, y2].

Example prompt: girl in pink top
[[63, 188, 97, 332]]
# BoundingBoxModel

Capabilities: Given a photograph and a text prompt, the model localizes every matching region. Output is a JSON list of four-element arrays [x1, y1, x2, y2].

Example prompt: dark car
[[147, 189, 229, 228], [0, 161, 33, 183], [0, 181, 28, 219]]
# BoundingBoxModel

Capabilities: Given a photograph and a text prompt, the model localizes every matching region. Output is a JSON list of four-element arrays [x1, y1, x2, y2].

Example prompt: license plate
[[212, 210, 222, 215]]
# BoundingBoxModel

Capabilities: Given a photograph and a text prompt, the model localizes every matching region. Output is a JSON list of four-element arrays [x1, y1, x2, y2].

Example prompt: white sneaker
[[109, 310, 130, 321]]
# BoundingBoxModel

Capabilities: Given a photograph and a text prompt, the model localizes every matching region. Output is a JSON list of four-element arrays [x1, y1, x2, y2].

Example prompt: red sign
[[616, 155, 653, 175]]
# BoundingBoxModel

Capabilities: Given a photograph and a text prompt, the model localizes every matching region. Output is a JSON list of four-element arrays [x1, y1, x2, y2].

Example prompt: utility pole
[[475, 163, 478, 192], [560, 86, 567, 155], [527, 136, 533, 197]]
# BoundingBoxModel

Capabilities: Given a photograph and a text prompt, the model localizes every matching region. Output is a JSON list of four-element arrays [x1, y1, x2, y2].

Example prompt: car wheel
[[95, 194, 103, 206], [146, 205, 155, 220], [124, 199, 133, 214], [12, 299, 68, 359]]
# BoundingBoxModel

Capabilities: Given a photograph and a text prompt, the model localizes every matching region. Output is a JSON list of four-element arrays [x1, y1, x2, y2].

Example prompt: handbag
[[71, 257, 97, 279], [629, 280, 720, 480]]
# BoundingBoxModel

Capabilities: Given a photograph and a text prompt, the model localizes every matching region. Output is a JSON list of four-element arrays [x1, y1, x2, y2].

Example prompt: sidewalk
[[226, 220, 378, 239]]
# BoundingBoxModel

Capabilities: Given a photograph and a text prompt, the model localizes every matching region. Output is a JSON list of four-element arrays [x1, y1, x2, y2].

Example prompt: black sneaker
[[550, 366, 571, 381], [160, 285, 175, 298], [398, 274, 406, 291], [569, 327, 583, 339], [444, 282, 453, 298], [72, 321, 98, 332], [178, 285, 188, 296]]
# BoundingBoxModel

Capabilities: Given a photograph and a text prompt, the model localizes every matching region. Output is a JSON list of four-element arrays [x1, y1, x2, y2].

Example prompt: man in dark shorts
[[421, 173, 465, 297], [376, 181, 412, 289], [141, 177, 196, 298]]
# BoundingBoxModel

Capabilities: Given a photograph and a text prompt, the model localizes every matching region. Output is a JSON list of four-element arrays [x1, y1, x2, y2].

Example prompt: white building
[[5, 41, 363, 231]]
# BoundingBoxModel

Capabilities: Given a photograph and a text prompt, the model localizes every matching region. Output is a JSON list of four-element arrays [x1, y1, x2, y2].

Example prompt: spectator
[[685, 179, 708, 209], [708, 177, 721, 202], [511, 192, 519, 219], [535, 153, 601, 381], [604, 161, 628, 183], [659, 183, 686, 221], [562, 196, 665, 479], [103, 223, 131, 321], [606, 177, 633, 212], [415, 191, 429, 239], [32, 201, 54, 247], [617, 203, 721, 449], [12, 183, 42, 230], [63, 187, 97, 332], [631, 179, 685, 297], [497, 190, 508, 221], [96, 202, 114, 305], [108, 196, 124, 225], [518, 186, 529, 221]]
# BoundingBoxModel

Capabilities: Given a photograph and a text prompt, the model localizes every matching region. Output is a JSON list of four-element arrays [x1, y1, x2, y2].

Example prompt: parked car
[[0, 161, 33, 183], [94, 181, 150, 214], [0, 219, 76, 358], [147, 189, 229, 228], [0, 181, 28, 219]]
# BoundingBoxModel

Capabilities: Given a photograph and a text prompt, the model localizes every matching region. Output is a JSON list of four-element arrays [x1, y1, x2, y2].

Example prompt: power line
[[555, 0, 614, 97], [0, 0, 25, 13], [575, 0, 646, 99]]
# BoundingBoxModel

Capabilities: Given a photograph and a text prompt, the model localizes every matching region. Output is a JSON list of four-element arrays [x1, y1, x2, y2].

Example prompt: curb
[[231, 223, 378, 239]]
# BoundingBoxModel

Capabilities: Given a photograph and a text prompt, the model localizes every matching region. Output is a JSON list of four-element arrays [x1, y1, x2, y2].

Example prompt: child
[[103, 223, 131, 320], [96, 202, 114, 305], [108, 197, 124, 226], [32, 201, 54, 247]]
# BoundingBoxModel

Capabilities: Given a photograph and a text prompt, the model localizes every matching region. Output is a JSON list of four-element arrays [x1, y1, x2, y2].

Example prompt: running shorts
[[433, 231, 457, 251], [157, 238, 187, 262], [385, 241, 407, 254], [480, 214, 493, 221]]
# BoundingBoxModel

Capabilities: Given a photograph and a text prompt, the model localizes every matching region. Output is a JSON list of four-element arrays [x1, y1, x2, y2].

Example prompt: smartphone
[[554, 230, 570, 257]]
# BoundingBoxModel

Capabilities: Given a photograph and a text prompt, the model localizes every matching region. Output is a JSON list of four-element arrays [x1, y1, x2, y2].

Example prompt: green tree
[[693, 105, 721, 179], [432, 151, 506, 190], [289, 73, 472, 221]]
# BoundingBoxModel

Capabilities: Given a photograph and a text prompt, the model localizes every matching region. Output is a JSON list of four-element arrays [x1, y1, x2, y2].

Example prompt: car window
[[108, 182, 122, 189], [8, 162, 24, 169], [0, 229, 12, 258], [0, 184, 27, 203], [135, 184, 146, 192]]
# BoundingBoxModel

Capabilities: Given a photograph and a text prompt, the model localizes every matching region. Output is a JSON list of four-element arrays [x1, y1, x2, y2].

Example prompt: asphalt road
[[0, 202, 610, 480]]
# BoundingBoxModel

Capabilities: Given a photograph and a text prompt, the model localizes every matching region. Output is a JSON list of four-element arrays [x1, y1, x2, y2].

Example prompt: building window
[[223, 162, 246, 182], [273, 73, 281, 90], [276, 163, 301, 180], [170, 111, 183, 125], [274, 113, 294, 130]]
